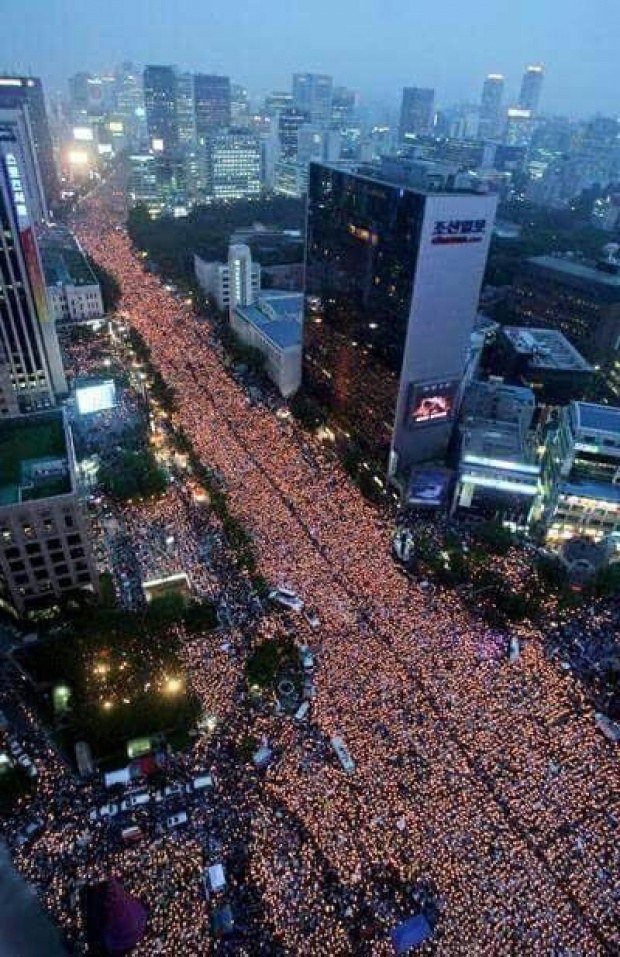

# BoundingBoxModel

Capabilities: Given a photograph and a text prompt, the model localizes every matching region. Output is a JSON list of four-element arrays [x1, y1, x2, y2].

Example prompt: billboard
[[406, 379, 458, 428], [76, 379, 116, 415]]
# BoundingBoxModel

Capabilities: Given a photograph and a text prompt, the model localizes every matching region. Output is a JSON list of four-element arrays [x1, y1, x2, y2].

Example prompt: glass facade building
[[143, 65, 178, 152], [304, 161, 497, 476]]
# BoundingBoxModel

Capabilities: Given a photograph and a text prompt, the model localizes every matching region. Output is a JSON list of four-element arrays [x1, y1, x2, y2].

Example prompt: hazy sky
[[3, 0, 617, 117]]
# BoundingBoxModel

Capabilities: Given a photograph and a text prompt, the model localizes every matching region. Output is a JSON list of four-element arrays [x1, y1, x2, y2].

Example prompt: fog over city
[[3, 0, 618, 116]]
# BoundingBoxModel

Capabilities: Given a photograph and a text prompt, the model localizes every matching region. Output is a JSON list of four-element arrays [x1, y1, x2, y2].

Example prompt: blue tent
[[391, 914, 433, 954]]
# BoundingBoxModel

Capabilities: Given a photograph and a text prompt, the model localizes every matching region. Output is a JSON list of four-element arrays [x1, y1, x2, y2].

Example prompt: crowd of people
[[1, 178, 617, 954]]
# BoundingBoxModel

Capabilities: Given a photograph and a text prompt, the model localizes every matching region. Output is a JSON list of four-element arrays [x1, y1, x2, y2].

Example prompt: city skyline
[[2, 0, 618, 118]]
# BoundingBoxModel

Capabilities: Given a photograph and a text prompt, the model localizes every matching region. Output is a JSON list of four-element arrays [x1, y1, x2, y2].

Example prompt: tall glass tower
[[303, 160, 497, 477]]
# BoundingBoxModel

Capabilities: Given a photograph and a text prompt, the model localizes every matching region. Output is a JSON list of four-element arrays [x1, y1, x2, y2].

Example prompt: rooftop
[[501, 326, 592, 372], [236, 306, 301, 350], [319, 157, 492, 196], [526, 255, 620, 291], [38, 226, 99, 288], [0, 411, 71, 506], [461, 380, 535, 428], [461, 423, 539, 473], [573, 401, 620, 435]]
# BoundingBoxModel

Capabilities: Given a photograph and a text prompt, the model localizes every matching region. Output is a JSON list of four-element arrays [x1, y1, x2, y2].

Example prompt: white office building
[[194, 244, 261, 312]]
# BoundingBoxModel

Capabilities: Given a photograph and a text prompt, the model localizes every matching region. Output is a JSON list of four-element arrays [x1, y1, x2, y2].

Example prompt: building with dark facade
[[292, 73, 333, 126], [399, 87, 435, 142], [0, 76, 58, 212], [493, 326, 592, 404], [143, 65, 178, 152], [510, 254, 620, 366], [303, 159, 497, 479], [194, 74, 231, 144]]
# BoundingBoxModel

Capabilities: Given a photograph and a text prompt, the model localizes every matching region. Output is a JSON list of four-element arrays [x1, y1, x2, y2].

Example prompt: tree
[[86, 255, 121, 312], [246, 640, 280, 688], [474, 520, 514, 556], [99, 449, 168, 501]]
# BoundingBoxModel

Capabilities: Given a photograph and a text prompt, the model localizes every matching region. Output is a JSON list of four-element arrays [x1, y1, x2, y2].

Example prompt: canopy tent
[[391, 914, 433, 954]]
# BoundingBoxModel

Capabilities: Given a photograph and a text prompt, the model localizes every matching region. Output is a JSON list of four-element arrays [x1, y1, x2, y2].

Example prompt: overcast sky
[[3, 0, 617, 117]]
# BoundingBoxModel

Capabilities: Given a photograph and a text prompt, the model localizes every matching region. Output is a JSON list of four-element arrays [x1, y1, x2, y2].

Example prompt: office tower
[[292, 74, 333, 126], [208, 129, 261, 201], [0, 76, 58, 213], [176, 72, 196, 147], [331, 87, 358, 128], [194, 74, 231, 144], [478, 74, 504, 139], [143, 65, 178, 152], [0, 133, 67, 411], [264, 91, 293, 117], [304, 159, 497, 475], [231, 84, 250, 127], [0, 409, 99, 616], [399, 87, 435, 142], [115, 62, 146, 148], [278, 107, 309, 160], [68, 72, 91, 117], [504, 108, 534, 147], [518, 65, 544, 114], [128, 153, 159, 211]]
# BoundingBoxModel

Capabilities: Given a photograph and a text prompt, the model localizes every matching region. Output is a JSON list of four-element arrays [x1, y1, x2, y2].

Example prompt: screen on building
[[407, 380, 458, 426], [76, 379, 116, 415]]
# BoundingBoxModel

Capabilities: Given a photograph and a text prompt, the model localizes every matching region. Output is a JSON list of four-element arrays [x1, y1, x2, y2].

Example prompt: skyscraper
[[0, 76, 58, 213], [143, 65, 178, 152], [518, 65, 544, 114], [331, 86, 359, 128], [175, 72, 196, 147], [194, 75, 231, 144], [399, 87, 435, 142], [303, 159, 497, 476], [292, 74, 333, 126], [278, 107, 309, 160], [478, 74, 504, 140], [208, 129, 261, 201], [0, 114, 66, 412], [115, 62, 146, 149]]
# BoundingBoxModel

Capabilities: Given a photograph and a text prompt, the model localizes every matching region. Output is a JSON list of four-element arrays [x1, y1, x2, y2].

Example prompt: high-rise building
[[208, 129, 261, 201], [399, 87, 435, 142], [143, 65, 178, 153], [115, 62, 146, 148], [292, 74, 333, 126], [175, 72, 196, 147], [478, 74, 504, 140], [264, 91, 293, 117], [504, 108, 534, 148], [231, 84, 250, 127], [194, 74, 231, 144], [303, 159, 497, 476], [0, 123, 66, 411], [68, 72, 91, 117], [331, 86, 359, 128], [0, 76, 58, 213], [278, 107, 309, 160], [518, 64, 544, 114]]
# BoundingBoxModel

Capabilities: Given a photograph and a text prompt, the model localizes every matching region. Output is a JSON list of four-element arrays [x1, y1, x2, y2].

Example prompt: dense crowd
[[2, 179, 617, 954]]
